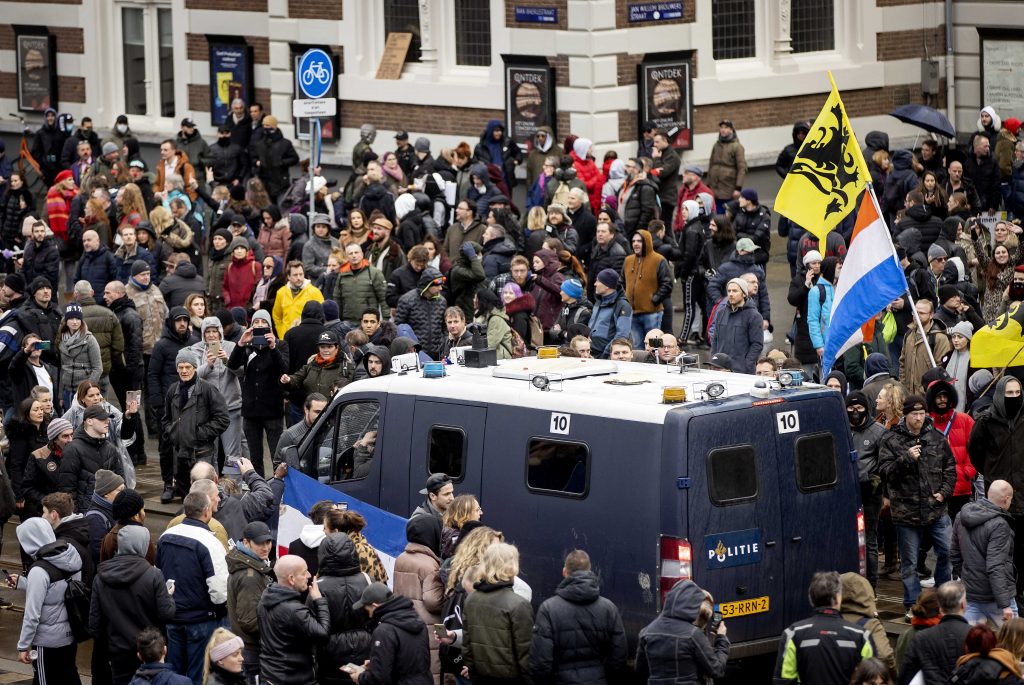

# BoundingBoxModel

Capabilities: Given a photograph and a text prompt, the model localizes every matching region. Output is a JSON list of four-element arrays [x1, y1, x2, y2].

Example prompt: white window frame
[[113, 0, 178, 125]]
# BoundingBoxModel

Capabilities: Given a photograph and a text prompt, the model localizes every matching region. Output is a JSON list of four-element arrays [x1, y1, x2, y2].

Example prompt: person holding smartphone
[[227, 310, 284, 478], [8, 333, 58, 412]]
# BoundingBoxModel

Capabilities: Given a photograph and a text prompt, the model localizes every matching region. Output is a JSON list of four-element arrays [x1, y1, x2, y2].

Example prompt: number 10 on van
[[776, 410, 799, 434], [550, 412, 570, 434]]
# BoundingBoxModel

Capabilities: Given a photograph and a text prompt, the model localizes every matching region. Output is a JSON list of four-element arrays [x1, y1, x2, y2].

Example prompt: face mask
[[116, 123, 127, 134], [847, 409, 866, 426], [1006, 396, 1023, 419], [1011, 283, 1024, 301]]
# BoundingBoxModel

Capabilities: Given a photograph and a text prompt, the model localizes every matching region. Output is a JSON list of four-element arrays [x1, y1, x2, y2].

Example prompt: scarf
[[382, 162, 405, 184], [209, 244, 229, 262], [62, 330, 82, 346], [945, 349, 970, 412], [129, 276, 150, 291], [315, 352, 337, 367], [177, 375, 197, 410], [719, 131, 736, 144], [910, 615, 941, 629]]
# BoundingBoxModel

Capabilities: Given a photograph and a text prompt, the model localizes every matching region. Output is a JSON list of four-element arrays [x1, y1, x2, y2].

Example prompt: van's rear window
[[707, 446, 758, 505], [794, 432, 838, 492], [428, 426, 466, 481], [526, 439, 589, 497]]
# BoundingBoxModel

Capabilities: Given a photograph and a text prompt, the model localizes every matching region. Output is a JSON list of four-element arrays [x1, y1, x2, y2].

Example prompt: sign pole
[[295, 48, 335, 234], [308, 118, 319, 230]]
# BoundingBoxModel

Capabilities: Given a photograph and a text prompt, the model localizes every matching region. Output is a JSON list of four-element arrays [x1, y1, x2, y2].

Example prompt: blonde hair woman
[[203, 627, 245, 685], [442, 494, 483, 559], [446, 525, 503, 594], [461, 543, 534, 683], [876, 382, 906, 429]]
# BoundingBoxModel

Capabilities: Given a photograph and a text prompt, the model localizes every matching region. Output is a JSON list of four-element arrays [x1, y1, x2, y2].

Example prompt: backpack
[[526, 314, 545, 350], [34, 544, 91, 643], [509, 326, 528, 358], [552, 181, 571, 207]]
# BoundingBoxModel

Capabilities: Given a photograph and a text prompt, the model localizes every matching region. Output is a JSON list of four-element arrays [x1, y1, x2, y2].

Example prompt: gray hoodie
[[117, 524, 150, 557], [190, 315, 242, 411], [16, 518, 83, 650]]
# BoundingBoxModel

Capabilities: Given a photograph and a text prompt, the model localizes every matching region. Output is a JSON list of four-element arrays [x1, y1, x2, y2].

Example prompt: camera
[[648, 337, 663, 349]]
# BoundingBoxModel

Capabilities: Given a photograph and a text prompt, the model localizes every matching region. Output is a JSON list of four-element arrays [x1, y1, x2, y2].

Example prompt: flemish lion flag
[[774, 73, 871, 242], [971, 302, 1024, 368]]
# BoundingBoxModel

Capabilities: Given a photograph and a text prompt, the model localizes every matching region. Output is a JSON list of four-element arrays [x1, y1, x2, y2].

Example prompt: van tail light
[[659, 536, 692, 603], [856, 508, 867, 576]]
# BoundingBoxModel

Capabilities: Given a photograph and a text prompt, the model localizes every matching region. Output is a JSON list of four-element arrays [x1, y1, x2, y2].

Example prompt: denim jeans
[[168, 619, 219, 685], [965, 598, 1018, 627], [631, 311, 664, 348], [860, 482, 882, 588], [897, 515, 952, 607], [242, 647, 260, 685]]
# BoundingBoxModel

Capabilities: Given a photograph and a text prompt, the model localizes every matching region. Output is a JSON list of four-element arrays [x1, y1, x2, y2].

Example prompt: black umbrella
[[888, 104, 956, 138]]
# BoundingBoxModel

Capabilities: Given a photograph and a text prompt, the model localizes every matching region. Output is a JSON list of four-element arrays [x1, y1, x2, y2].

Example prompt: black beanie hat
[[112, 489, 145, 523]]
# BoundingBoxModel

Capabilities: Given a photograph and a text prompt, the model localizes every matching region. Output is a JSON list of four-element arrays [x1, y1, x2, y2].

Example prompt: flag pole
[[865, 183, 938, 369]]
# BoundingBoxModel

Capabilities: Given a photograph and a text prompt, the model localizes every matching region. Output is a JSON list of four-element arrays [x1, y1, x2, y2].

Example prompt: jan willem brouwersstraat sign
[[628, 2, 683, 22]]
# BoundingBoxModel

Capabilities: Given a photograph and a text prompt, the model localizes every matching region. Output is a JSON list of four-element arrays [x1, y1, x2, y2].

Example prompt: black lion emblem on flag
[[788, 102, 862, 220]]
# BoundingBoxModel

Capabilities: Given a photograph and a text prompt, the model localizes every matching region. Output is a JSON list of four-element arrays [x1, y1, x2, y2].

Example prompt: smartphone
[[126, 390, 141, 406], [2, 569, 12, 582], [340, 664, 365, 675], [33, 340, 51, 351], [250, 327, 270, 348], [432, 624, 448, 640], [709, 607, 723, 633], [208, 340, 222, 357]]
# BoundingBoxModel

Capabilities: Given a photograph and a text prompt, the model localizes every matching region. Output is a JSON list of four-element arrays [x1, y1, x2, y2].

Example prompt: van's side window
[[794, 432, 838, 492], [428, 426, 466, 481], [317, 401, 380, 483], [526, 438, 589, 497], [707, 445, 758, 505]]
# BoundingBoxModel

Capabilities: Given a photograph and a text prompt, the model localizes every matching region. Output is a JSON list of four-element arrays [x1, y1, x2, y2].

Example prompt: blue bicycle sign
[[298, 49, 334, 99]]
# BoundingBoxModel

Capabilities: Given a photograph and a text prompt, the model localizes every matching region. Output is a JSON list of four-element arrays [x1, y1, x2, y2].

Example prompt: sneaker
[[883, 568, 902, 581], [160, 486, 174, 505], [905, 609, 913, 621], [919, 576, 936, 588]]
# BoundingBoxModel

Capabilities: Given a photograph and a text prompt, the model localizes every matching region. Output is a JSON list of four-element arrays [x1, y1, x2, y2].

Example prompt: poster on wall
[[208, 40, 254, 126], [293, 50, 340, 142], [16, 32, 57, 113], [638, 53, 693, 150], [980, 31, 1024, 121], [502, 56, 556, 151]]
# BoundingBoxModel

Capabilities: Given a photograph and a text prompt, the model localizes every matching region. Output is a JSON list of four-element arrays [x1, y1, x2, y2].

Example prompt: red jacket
[[571, 151, 605, 211], [929, 409, 976, 497], [222, 252, 260, 308]]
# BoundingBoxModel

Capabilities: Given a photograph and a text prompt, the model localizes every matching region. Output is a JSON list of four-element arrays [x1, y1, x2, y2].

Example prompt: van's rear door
[[771, 396, 861, 627], [686, 409, 785, 644], [408, 400, 487, 512]]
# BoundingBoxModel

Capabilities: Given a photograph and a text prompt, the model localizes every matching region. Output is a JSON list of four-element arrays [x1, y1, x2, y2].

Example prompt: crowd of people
[[0, 99, 1023, 684]]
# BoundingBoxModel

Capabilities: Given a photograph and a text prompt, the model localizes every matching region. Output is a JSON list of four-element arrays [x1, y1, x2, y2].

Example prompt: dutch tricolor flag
[[277, 470, 408, 586], [822, 189, 909, 376]]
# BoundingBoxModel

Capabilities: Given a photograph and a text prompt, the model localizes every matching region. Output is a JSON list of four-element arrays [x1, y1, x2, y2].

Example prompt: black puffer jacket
[[622, 176, 659, 237], [635, 580, 729, 685], [252, 128, 300, 200], [57, 426, 125, 513], [968, 377, 1024, 515], [227, 341, 286, 419], [895, 203, 945, 251], [899, 614, 970, 685], [530, 571, 628, 685], [951, 497, 1016, 607], [89, 551, 176, 655], [879, 417, 957, 526], [257, 583, 331, 685], [158, 261, 204, 308], [314, 533, 372, 685], [361, 595, 433, 685], [394, 268, 447, 359]]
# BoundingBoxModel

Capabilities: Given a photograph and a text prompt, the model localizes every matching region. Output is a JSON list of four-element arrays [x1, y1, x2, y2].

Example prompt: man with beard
[[367, 215, 407, 282], [61, 116, 101, 169], [964, 135, 1002, 212]]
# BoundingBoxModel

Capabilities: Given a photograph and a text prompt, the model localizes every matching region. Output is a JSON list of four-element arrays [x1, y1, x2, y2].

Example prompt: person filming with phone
[[636, 579, 729, 684], [9, 333, 57, 413], [227, 309, 284, 478]]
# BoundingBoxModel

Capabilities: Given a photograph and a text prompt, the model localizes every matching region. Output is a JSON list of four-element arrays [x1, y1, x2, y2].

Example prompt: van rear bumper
[[729, 636, 780, 660]]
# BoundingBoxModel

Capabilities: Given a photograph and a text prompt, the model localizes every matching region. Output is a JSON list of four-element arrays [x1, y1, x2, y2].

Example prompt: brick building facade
[[0, 0, 1015, 170]]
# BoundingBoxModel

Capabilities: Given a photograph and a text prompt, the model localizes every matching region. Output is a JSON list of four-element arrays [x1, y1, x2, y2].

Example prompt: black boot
[[160, 485, 174, 504]]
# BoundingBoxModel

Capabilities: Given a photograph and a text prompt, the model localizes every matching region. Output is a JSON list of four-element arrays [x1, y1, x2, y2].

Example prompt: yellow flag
[[774, 73, 871, 242], [971, 302, 1024, 368]]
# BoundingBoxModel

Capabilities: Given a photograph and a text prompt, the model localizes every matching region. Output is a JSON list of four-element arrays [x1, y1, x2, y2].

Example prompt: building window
[[120, 4, 175, 117], [307, 400, 380, 482], [712, 0, 756, 60], [427, 426, 466, 480], [791, 0, 835, 53], [794, 433, 838, 492], [526, 439, 589, 497], [384, 0, 422, 63], [707, 445, 758, 505], [454, 0, 491, 66]]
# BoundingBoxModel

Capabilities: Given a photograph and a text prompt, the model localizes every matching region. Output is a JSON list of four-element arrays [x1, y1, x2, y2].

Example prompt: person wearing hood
[[359, 342, 393, 382], [315, 533, 373, 684], [862, 352, 902, 411], [968, 376, 1024, 595], [881, 150, 921, 224], [190, 316, 245, 461], [221, 237, 260, 311], [334, 242, 388, 324], [839, 572, 896, 674], [250, 115, 299, 201], [148, 307, 198, 501], [351, 582, 432, 685], [90, 525, 176, 684], [530, 550, 627, 685], [622, 229, 672, 344], [524, 247, 564, 332], [395, 267, 447, 359], [99, 487, 155, 563], [968, 369, 996, 419], [257, 205, 290, 259], [203, 229, 233, 312], [951, 479, 1017, 626], [481, 223, 516, 281], [466, 162, 501, 219], [450, 240, 487, 320], [896, 189, 944, 250], [225, 521, 275, 683], [709, 276, 763, 374], [31, 108, 67, 185], [302, 213, 341, 282], [282, 329, 356, 401], [569, 137, 605, 212], [257, 554, 331, 685], [878, 394, 957, 610], [474, 119, 523, 191], [862, 131, 891, 188], [228, 310, 285, 478], [159, 253, 204, 308], [978, 105, 1003, 151], [14, 517, 84, 684], [394, 515, 445, 680], [847, 392, 887, 588], [526, 126, 555, 193], [824, 370, 848, 394], [775, 120, 811, 178], [926, 374, 977, 521]]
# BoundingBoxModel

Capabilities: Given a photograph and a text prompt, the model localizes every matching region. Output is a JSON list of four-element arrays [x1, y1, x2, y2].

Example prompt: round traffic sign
[[298, 48, 334, 99]]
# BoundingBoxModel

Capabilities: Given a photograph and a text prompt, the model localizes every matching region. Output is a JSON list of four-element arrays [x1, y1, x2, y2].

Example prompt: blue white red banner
[[278, 471, 408, 585]]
